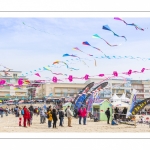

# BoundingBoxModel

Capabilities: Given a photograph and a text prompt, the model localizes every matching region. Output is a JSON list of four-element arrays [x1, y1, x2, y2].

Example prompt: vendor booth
[[109, 93, 121, 102], [92, 100, 112, 121], [120, 93, 130, 103]]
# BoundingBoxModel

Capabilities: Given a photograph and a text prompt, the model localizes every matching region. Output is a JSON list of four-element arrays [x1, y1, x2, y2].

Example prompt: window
[[13, 74, 17, 78]]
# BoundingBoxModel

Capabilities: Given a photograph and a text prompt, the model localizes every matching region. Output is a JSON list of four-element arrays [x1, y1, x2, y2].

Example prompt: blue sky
[[0, 18, 150, 82]]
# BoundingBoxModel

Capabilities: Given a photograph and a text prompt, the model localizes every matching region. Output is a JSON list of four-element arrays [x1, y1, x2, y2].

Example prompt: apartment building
[[0, 70, 28, 99]]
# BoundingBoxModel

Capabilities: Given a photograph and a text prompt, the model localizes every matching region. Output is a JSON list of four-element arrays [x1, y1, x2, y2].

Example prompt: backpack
[[21, 109, 24, 115]]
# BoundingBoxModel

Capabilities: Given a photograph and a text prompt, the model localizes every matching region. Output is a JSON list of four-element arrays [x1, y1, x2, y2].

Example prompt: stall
[[109, 93, 121, 102], [120, 93, 130, 103], [92, 100, 112, 121]]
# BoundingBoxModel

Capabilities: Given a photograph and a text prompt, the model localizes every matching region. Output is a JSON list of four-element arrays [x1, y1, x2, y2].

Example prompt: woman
[[52, 109, 58, 129], [82, 107, 87, 125], [47, 109, 52, 128], [27, 108, 31, 127]]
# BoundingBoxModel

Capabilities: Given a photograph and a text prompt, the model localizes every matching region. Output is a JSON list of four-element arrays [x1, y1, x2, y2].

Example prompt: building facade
[[35, 78, 150, 100], [0, 70, 28, 99]]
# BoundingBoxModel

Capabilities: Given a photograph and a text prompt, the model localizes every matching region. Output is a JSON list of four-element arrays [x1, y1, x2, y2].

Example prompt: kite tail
[[101, 38, 118, 47]]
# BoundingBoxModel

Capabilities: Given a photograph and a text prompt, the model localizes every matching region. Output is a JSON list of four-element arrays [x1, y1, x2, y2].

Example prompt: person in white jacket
[[66, 106, 73, 127]]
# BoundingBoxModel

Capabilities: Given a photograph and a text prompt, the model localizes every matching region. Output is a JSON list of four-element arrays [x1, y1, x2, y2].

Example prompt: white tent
[[109, 93, 121, 102], [111, 101, 129, 107], [120, 93, 130, 102]]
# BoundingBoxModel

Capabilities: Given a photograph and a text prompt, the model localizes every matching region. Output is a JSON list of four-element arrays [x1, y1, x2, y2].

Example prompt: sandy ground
[[1, 113, 150, 132]]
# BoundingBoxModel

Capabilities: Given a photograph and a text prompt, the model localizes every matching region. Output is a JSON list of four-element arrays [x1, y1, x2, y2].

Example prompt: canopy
[[120, 93, 130, 102], [109, 93, 121, 102], [111, 101, 129, 107]]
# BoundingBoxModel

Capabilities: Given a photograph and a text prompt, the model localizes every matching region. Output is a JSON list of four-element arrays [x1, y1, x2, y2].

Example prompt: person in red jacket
[[23, 106, 28, 127], [82, 107, 87, 125], [26, 108, 31, 127], [78, 106, 83, 124]]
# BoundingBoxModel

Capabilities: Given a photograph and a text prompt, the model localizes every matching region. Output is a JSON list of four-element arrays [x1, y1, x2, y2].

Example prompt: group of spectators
[[114, 107, 128, 120]]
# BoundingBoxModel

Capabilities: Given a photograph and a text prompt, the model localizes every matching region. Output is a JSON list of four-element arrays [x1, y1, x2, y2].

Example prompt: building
[[36, 82, 86, 99], [35, 78, 150, 100], [0, 70, 28, 99]]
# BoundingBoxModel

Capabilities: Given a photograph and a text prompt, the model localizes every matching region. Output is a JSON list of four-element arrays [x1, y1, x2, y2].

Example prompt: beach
[[1, 112, 150, 132]]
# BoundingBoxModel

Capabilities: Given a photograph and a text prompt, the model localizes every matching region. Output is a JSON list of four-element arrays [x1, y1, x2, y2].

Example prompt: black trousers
[[53, 120, 57, 128], [107, 116, 110, 124]]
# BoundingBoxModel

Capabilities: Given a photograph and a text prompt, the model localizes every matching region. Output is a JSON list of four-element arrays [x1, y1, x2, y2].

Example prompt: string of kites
[[0, 67, 148, 86]]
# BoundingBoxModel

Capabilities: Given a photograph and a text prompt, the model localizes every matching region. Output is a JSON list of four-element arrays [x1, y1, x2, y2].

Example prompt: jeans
[[0, 112, 3, 118], [53, 120, 57, 128], [59, 117, 64, 126], [40, 116, 44, 123], [48, 120, 52, 128], [79, 116, 82, 124], [107, 116, 110, 124], [83, 117, 86, 125]]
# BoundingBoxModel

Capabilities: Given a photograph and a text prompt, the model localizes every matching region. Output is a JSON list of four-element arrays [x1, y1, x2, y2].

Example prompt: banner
[[131, 98, 150, 115], [87, 82, 108, 112]]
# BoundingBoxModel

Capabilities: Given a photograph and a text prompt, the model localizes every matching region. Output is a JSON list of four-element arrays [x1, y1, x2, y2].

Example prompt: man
[[40, 108, 45, 124], [66, 106, 73, 127], [59, 107, 64, 127], [122, 107, 127, 119], [105, 108, 110, 124], [29, 105, 34, 112]]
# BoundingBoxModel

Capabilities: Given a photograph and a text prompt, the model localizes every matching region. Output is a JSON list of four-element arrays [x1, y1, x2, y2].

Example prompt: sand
[[1, 113, 150, 132]]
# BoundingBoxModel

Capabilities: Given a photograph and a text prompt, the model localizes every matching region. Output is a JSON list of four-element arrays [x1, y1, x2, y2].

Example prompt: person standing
[[78, 106, 83, 125], [30, 110, 33, 125], [105, 108, 110, 124], [23, 106, 28, 127], [27, 109, 31, 127], [59, 107, 64, 127], [82, 107, 87, 125], [52, 109, 58, 129], [40, 108, 45, 124], [0, 107, 4, 118], [66, 106, 73, 127], [18, 107, 22, 126], [5, 107, 8, 116], [47, 109, 52, 128]]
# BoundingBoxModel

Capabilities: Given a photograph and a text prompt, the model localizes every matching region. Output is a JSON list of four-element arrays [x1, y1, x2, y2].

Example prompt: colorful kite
[[114, 17, 146, 31], [82, 41, 110, 59], [73, 47, 93, 56], [92, 34, 119, 46], [102, 25, 127, 41], [53, 60, 79, 70], [35, 73, 41, 77], [63, 54, 89, 67]]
